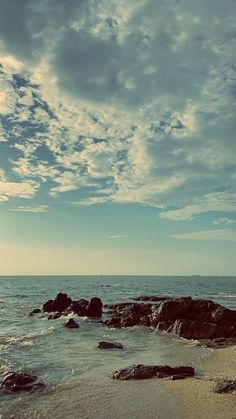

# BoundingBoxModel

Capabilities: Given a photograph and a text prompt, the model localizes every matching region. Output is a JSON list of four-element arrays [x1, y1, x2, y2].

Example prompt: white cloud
[[172, 229, 236, 242], [0, 180, 38, 199], [213, 218, 235, 225], [9, 205, 49, 213], [161, 192, 236, 220], [109, 234, 126, 239]]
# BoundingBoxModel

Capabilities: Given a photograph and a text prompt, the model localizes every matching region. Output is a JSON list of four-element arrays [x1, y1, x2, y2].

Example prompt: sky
[[0, 0, 236, 275]]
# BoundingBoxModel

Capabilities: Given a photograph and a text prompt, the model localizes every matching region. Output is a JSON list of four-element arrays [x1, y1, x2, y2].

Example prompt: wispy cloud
[[213, 218, 235, 225], [172, 229, 236, 242], [108, 234, 126, 240], [9, 205, 49, 213]]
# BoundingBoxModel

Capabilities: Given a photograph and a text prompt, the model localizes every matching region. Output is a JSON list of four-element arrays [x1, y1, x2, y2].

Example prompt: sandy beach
[[164, 345, 236, 419]]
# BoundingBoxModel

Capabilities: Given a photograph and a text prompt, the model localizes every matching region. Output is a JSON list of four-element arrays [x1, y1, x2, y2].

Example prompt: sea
[[0, 275, 235, 419]]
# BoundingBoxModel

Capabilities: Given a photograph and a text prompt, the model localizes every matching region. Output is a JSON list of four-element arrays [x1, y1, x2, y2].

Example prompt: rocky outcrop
[[65, 318, 79, 328], [86, 297, 103, 317], [42, 294, 103, 318], [104, 296, 236, 340], [112, 364, 194, 380], [69, 299, 89, 316], [215, 379, 236, 393], [133, 296, 171, 302], [43, 293, 72, 313], [104, 302, 152, 328], [98, 341, 123, 349], [1, 372, 45, 392], [150, 297, 236, 339]]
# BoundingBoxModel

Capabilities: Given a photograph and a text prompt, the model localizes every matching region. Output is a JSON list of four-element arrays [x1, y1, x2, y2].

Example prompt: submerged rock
[[48, 312, 61, 320], [1, 372, 45, 392], [98, 341, 123, 349], [65, 318, 79, 329], [28, 308, 41, 316], [215, 379, 236, 393], [112, 364, 194, 380]]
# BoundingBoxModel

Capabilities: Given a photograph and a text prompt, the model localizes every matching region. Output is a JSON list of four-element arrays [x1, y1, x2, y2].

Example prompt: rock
[[171, 375, 186, 380], [98, 341, 123, 349], [169, 319, 228, 340], [43, 299, 54, 312], [214, 379, 236, 393], [211, 307, 236, 326], [28, 308, 41, 316], [69, 299, 89, 316], [104, 302, 152, 328], [43, 293, 72, 313], [52, 293, 72, 312], [133, 296, 170, 302], [48, 312, 61, 320], [112, 364, 194, 380], [86, 297, 103, 317], [1, 372, 45, 392], [65, 318, 79, 329], [149, 297, 236, 340]]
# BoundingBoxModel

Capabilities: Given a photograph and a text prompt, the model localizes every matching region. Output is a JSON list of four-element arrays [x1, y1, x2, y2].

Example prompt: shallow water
[[0, 275, 235, 418]]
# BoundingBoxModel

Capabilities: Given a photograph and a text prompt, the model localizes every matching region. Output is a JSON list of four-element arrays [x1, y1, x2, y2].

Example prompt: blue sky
[[0, 0, 236, 275]]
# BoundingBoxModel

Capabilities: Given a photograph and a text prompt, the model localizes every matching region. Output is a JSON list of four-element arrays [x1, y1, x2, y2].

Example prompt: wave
[[0, 327, 55, 349]]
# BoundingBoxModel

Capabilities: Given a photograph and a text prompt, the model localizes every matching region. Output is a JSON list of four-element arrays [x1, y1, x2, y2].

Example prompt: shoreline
[[163, 345, 236, 419]]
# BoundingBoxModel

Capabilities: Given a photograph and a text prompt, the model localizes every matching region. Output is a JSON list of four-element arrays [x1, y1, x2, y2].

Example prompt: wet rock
[[43, 293, 72, 313], [133, 296, 170, 302], [104, 302, 152, 328], [65, 318, 79, 329], [86, 297, 103, 317], [48, 312, 61, 320], [1, 372, 45, 392], [43, 299, 54, 312], [28, 308, 41, 316], [98, 341, 123, 349], [214, 379, 236, 393], [149, 297, 236, 340], [69, 299, 89, 316], [112, 364, 194, 380]]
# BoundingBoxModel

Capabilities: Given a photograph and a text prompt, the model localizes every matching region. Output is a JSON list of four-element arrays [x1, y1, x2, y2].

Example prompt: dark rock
[[28, 308, 41, 316], [133, 296, 171, 302], [214, 379, 236, 393], [98, 341, 123, 349], [86, 297, 103, 317], [1, 372, 45, 392], [149, 297, 236, 340], [65, 318, 79, 329], [43, 299, 54, 312], [48, 312, 61, 320], [112, 364, 194, 380], [43, 293, 72, 313], [104, 297, 236, 340], [69, 299, 89, 316], [211, 307, 236, 327], [52, 293, 72, 312], [171, 375, 186, 380], [104, 302, 152, 328]]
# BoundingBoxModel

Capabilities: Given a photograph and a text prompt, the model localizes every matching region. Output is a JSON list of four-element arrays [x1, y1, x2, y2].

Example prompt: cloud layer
[[0, 0, 236, 225]]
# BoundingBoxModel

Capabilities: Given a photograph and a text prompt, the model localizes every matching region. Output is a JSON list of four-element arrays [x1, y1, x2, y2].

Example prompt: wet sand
[[164, 345, 236, 419]]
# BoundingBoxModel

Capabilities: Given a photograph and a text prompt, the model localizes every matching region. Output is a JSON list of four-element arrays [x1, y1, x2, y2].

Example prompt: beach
[[0, 275, 235, 418], [164, 345, 236, 419]]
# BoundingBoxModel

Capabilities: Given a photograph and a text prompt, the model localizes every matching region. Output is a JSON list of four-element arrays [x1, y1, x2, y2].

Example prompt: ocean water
[[0, 275, 235, 419]]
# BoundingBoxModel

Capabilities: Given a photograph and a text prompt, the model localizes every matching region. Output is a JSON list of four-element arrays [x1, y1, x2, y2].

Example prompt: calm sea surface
[[0, 275, 235, 418]]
